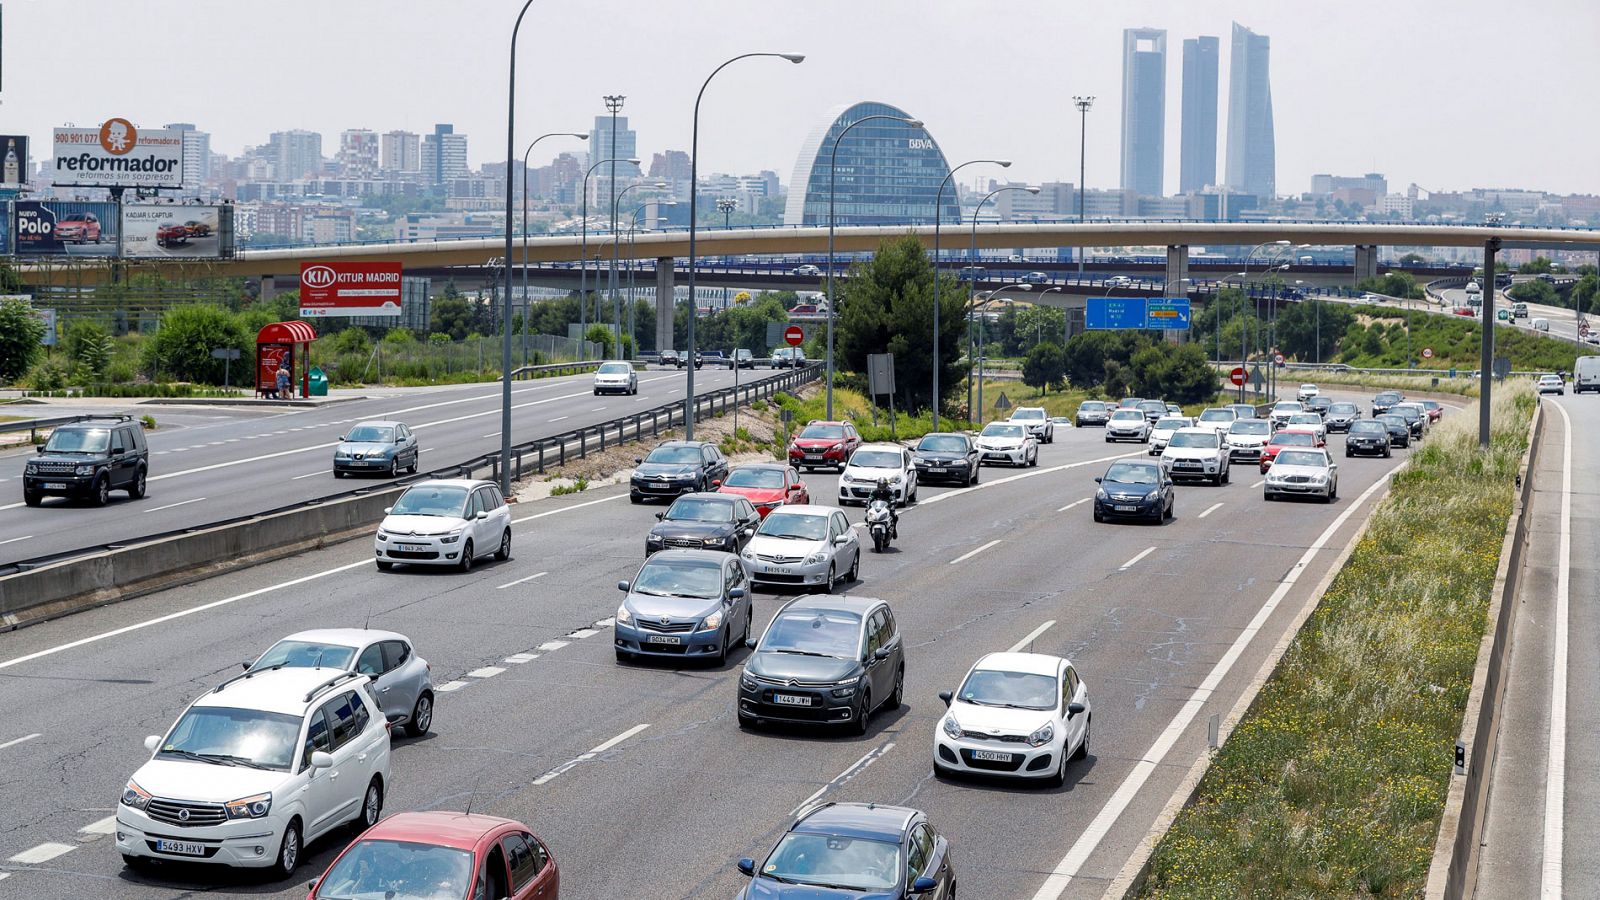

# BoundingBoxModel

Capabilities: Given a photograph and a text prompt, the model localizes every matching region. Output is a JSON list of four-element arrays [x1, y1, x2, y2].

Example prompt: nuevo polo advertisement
[[12, 201, 120, 256], [299, 262, 404, 317], [121, 205, 226, 259], [52, 118, 184, 189]]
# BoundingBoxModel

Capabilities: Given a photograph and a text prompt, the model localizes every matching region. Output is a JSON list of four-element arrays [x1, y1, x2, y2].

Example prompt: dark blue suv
[[735, 802, 955, 898]]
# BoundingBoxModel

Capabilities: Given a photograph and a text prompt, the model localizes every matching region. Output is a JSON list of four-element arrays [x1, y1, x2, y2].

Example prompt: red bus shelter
[[256, 321, 317, 399]]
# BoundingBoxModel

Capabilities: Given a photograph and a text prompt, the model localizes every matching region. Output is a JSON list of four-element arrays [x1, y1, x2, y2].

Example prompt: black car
[[23, 415, 149, 507], [738, 594, 904, 734], [1136, 399, 1168, 423], [735, 802, 955, 899], [1344, 420, 1393, 457], [658, 349, 681, 367], [1092, 459, 1174, 524], [1305, 395, 1333, 418], [1075, 401, 1111, 427], [646, 493, 760, 556], [1390, 404, 1425, 438], [630, 440, 730, 502], [1375, 414, 1411, 448], [911, 432, 979, 486], [1372, 391, 1403, 416]]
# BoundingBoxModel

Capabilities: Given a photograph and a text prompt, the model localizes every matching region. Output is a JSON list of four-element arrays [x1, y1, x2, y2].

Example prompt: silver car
[[615, 549, 754, 665], [247, 628, 434, 736], [1264, 448, 1339, 502], [1105, 408, 1152, 443], [741, 505, 860, 592], [334, 420, 420, 478]]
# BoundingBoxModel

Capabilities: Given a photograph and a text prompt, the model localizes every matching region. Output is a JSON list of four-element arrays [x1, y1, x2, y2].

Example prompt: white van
[[1575, 356, 1600, 394], [1530, 317, 1550, 332]]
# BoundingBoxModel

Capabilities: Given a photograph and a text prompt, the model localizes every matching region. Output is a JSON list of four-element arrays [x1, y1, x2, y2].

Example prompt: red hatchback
[[716, 463, 809, 517], [1259, 429, 1324, 473], [307, 812, 557, 900], [788, 420, 861, 472]]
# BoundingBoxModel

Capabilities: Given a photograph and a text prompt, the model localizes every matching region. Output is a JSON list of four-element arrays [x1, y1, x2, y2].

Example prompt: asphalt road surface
[[0, 388, 1426, 900]]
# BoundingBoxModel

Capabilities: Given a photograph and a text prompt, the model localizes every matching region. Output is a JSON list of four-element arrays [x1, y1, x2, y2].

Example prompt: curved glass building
[[783, 101, 957, 227]]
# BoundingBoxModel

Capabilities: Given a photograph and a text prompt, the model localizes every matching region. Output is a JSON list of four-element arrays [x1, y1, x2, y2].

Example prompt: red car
[[1420, 400, 1444, 423], [55, 212, 101, 243], [307, 811, 557, 900], [716, 463, 809, 517], [156, 223, 190, 247], [788, 420, 861, 472], [1259, 429, 1325, 473]]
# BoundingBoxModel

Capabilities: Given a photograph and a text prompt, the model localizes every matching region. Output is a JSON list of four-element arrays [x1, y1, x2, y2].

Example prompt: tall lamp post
[[521, 132, 588, 365], [500, 0, 537, 495], [626, 199, 676, 355], [963, 184, 1039, 417], [1073, 96, 1094, 275], [683, 51, 805, 441], [717, 198, 736, 313], [579, 156, 640, 359], [825, 112, 923, 419], [603, 95, 627, 351], [608, 181, 668, 357], [969, 283, 1032, 420], [933, 158, 1011, 431]]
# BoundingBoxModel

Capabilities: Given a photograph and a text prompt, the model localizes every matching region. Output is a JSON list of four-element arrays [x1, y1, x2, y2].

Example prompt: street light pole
[[683, 51, 805, 441], [579, 155, 638, 360], [933, 158, 1011, 432], [1073, 96, 1094, 275], [969, 283, 1031, 421], [604, 95, 625, 355], [965, 184, 1039, 417], [522, 132, 587, 366], [626, 199, 676, 354], [608, 180, 667, 358], [826, 113, 923, 420], [499, 0, 537, 496]]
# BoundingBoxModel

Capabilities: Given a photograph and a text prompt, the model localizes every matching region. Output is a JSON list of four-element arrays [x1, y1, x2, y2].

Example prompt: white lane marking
[[1251, 479, 1266, 488], [1119, 547, 1156, 570], [505, 653, 539, 664], [1027, 459, 1403, 899], [0, 502, 25, 511], [466, 666, 506, 679], [0, 733, 41, 750], [569, 628, 599, 639], [1008, 621, 1057, 653], [532, 723, 651, 786], [1197, 502, 1224, 519], [146, 497, 206, 513], [548, 416, 569, 423], [0, 535, 33, 547], [80, 815, 117, 835], [919, 450, 1141, 507], [9, 842, 75, 864], [591, 406, 607, 411], [481, 432, 501, 439], [511, 494, 623, 525], [291, 470, 329, 480], [537, 640, 569, 652], [1542, 400, 1574, 898], [949, 539, 1002, 565], [435, 680, 469, 693], [790, 741, 897, 817], [1057, 498, 1090, 512], [496, 571, 548, 590], [594, 616, 615, 627]]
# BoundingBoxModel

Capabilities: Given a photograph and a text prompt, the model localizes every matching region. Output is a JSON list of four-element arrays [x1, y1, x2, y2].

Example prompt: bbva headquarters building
[[783, 101, 958, 227]]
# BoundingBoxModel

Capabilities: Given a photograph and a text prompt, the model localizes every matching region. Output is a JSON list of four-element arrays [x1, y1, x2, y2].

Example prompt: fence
[[318, 334, 603, 385]]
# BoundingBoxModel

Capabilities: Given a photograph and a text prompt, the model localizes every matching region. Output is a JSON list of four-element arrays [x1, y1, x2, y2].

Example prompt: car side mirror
[[911, 875, 939, 894], [36, 445, 45, 454], [310, 751, 334, 770], [340, 435, 349, 442], [744, 638, 758, 649], [711, 479, 722, 487], [655, 512, 665, 521], [110, 446, 124, 456], [1093, 476, 1102, 483], [834, 534, 851, 545], [938, 691, 953, 707], [791, 483, 805, 492], [1067, 702, 1086, 717], [382, 507, 393, 515], [737, 858, 756, 876], [240, 660, 251, 671], [730, 587, 746, 599], [743, 527, 756, 537], [634, 457, 643, 465], [395, 436, 404, 443], [476, 510, 488, 520], [873, 647, 891, 661], [144, 735, 161, 752], [617, 580, 630, 592]]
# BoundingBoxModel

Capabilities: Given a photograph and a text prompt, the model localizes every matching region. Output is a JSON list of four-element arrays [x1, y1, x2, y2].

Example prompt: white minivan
[[374, 479, 512, 571], [1530, 317, 1551, 332], [1575, 356, 1600, 394]]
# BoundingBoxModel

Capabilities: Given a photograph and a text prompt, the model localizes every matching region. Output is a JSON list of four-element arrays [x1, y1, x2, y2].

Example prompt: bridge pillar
[[655, 257, 675, 352], [259, 276, 277, 302], [1354, 245, 1379, 283], [1164, 245, 1189, 297]]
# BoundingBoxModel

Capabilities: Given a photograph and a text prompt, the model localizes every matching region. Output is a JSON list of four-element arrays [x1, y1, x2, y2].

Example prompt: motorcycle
[[866, 498, 895, 553]]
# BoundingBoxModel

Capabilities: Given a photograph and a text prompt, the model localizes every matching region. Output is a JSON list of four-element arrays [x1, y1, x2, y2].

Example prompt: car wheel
[[1092, 508, 1104, 523], [1385, 448, 1393, 458], [494, 529, 511, 562], [121, 853, 152, 872], [630, 493, 642, 504], [714, 627, 730, 666], [24, 491, 42, 508], [738, 712, 758, 730], [458, 540, 474, 573], [888, 666, 904, 709], [408, 454, 420, 474], [92, 476, 110, 507], [1264, 491, 1276, 502], [852, 690, 872, 736], [128, 467, 147, 499], [824, 562, 837, 593], [847, 550, 859, 583], [376, 560, 393, 571], [334, 469, 346, 479], [1165, 497, 1175, 520], [1049, 747, 1069, 788], [389, 457, 400, 478], [1345, 449, 1353, 458], [355, 777, 383, 833], [273, 819, 302, 879], [1105, 436, 1113, 443], [408, 692, 433, 737], [933, 762, 956, 780], [1073, 715, 1092, 760], [1221, 467, 1230, 485]]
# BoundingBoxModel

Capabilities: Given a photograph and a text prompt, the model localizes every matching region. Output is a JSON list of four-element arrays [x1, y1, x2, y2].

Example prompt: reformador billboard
[[12, 201, 120, 257], [299, 262, 404, 317], [121, 205, 231, 259], [52, 118, 183, 189]]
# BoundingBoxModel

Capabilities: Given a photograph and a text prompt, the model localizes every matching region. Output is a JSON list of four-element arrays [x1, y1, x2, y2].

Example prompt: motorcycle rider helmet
[[876, 477, 889, 492]]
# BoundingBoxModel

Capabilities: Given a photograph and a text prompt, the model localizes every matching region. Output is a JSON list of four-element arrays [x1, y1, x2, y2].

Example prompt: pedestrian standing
[[276, 365, 291, 399]]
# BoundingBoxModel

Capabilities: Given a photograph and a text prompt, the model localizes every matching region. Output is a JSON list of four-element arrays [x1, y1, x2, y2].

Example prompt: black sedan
[[738, 594, 903, 734], [911, 432, 980, 486], [646, 493, 760, 556], [630, 440, 730, 502], [1343, 419, 1393, 457], [1375, 414, 1412, 448], [1092, 459, 1174, 524]]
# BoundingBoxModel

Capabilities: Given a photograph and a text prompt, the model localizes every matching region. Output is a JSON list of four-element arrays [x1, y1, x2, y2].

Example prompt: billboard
[[13, 201, 120, 256], [121, 205, 228, 259], [299, 261, 404, 317], [52, 118, 184, 189], [2, 135, 29, 189]]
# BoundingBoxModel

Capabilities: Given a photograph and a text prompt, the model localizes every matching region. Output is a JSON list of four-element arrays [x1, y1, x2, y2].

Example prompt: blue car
[[614, 549, 753, 665], [736, 802, 955, 898]]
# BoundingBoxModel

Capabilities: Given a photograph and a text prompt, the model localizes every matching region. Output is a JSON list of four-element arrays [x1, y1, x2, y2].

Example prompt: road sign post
[[867, 353, 896, 436], [210, 347, 241, 388]]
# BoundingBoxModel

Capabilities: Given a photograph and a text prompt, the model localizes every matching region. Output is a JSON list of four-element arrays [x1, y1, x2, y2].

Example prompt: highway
[[1435, 285, 1593, 348], [0, 388, 1415, 899], [0, 365, 753, 566]]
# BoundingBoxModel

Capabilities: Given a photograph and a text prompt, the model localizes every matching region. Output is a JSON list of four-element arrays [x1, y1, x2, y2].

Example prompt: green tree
[[1062, 330, 1152, 389], [1572, 273, 1598, 317], [1021, 342, 1067, 393], [1273, 299, 1355, 362], [1508, 279, 1560, 307], [584, 323, 617, 358], [430, 283, 475, 340], [1397, 252, 1427, 266], [1357, 272, 1424, 300], [0, 262, 25, 294], [1518, 256, 1554, 274], [63, 318, 114, 380], [140, 305, 250, 384], [0, 296, 45, 383], [329, 326, 372, 356]]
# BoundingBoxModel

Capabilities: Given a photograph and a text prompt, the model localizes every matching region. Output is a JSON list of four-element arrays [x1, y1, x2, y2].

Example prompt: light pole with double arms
[[626, 199, 676, 355], [963, 185, 1038, 416], [580, 156, 639, 358], [682, 51, 805, 440], [607, 181, 668, 357], [499, 0, 536, 495], [521, 132, 587, 365], [969, 282, 1032, 421], [932, 158, 1010, 431], [1073, 96, 1094, 274]]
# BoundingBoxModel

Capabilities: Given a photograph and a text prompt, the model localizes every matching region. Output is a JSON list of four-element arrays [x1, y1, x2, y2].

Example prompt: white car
[[246, 629, 434, 737], [1160, 427, 1231, 485], [790, 264, 822, 277], [1008, 406, 1054, 443], [742, 505, 861, 592], [1264, 447, 1339, 502], [1104, 408, 1152, 444], [934, 651, 1091, 786], [1537, 374, 1565, 395], [1194, 407, 1237, 434], [1269, 400, 1304, 430], [1296, 383, 1319, 403], [1284, 412, 1327, 442], [839, 443, 917, 505], [1225, 418, 1272, 462], [592, 360, 638, 395], [374, 479, 512, 572], [976, 422, 1039, 467], [1148, 416, 1194, 455], [117, 668, 391, 878]]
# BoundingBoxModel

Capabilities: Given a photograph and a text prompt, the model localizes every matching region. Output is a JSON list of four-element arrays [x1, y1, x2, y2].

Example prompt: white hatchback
[[839, 443, 917, 505], [592, 360, 638, 395], [934, 651, 1091, 786], [976, 422, 1039, 467], [374, 479, 512, 572]]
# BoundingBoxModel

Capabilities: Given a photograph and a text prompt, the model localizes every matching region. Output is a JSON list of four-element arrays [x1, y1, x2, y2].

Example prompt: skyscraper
[[268, 129, 323, 181], [421, 124, 469, 189], [1119, 28, 1166, 198], [1226, 22, 1275, 198], [1179, 37, 1219, 193], [337, 129, 380, 179], [164, 123, 211, 196], [589, 114, 640, 207], [381, 130, 421, 173]]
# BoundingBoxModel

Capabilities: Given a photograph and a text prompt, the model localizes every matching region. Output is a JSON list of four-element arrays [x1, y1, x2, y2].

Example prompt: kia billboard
[[122, 205, 230, 259], [52, 118, 184, 189], [299, 261, 404, 317], [2, 135, 29, 189], [13, 201, 120, 256]]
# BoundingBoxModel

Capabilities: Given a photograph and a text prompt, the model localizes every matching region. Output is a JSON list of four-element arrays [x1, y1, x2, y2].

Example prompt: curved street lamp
[[520, 132, 587, 365], [962, 185, 1038, 417], [625, 199, 678, 351], [932, 159, 1011, 431], [968, 282, 1032, 420], [580, 156, 640, 357], [499, 0, 537, 494], [607, 181, 669, 357]]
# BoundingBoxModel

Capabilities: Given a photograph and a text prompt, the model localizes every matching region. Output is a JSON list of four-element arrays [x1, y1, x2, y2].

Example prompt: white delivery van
[[1575, 356, 1600, 394], [1530, 317, 1550, 332]]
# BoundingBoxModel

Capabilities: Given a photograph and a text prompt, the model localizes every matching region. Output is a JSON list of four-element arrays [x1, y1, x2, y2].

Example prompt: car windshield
[[1104, 463, 1159, 485], [1155, 418, 1190, 430], [157, 706, 302, 772], [850, 450, 903, 468], [1169, 432, 1218, 449], [1300, 385, 1317, 391], [390, 486, 468, 518], [758, 512, 829, 541], [1330, 403, 1358, 414], [645, 446, 701, 465], [1350, 421, 1386, 434], [598, 362, 631, 374], [959, 668, 1058, 710], [665, 497, 734, 523], [43, 427, 110, 453], [724, 468, 786, 489], [1273, 403, 1302, 413], [1289, 414, 1322, 424], [1393, 407, 1419, 419], [1376, 392, 1401, 402], [1231, 420, 1271, 435], [1119, 399, 1143, 407], [1079, 402, 1107, 412], [799, 424, 845, 440], [1139, 402, 1166, 413], [761, 610, 861, 658], [918, 435, 967, 452], [345, 425, 395, 443], [251, 640, 357, 672], [1422, 401, 1441, 410], [1275, 450, 1327, 468], [1378, 416, 1407, 427], [315, 839, 473, 900], [1109, 411, 1144, 422], [760, 832, 901, 891], [1271, 432, 1315, 446], [1011, 409, 1044, 420], [980, 424, 1024, 438], [632, 558, 724, 599]]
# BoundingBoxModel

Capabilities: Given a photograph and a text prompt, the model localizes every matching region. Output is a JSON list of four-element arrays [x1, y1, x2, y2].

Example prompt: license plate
[[805, 454, 823, 460], [43, 482, 67, 490], [972, 750, 1013, 762], [761, 565, 789, 575], [155, 839, 207, 856], [772, 693, 810, 706], [396, 543, 427, 552], [647, 483, 671, 491], [646, 635, 681, 645], [926, 467, 945, 474], [1115, 505, 1137, 512]]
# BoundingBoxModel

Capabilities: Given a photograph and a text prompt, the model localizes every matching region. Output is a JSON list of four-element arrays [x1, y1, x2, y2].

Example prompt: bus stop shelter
[[255, 321, 317, 399]]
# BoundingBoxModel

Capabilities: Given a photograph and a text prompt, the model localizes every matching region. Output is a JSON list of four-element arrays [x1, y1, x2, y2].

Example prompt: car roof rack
[[304, 671, 364, 703], [76, 414, 133, 424], [212, 662, 286, 693]]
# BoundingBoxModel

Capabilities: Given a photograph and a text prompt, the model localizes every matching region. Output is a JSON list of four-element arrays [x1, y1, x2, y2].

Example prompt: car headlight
[[942, 715, 962, 739], [831, 684, 857, 697], [740, 671, 758, 690], [225, 792, 272, 819], [804, 551, 828, 566], [703, 610, 724, 630], [889, 475, 902, 484], [616, 605, 632, 624], [1028, 722, 1055, 748], [830, 443, 843, 452], [440, 530, 462, 544], [741, 549, 756, 561], [75, 465, 95, 476], [376, 531, 389, 542], [24, 462, 37, 474], [121, 780, 152, 811]]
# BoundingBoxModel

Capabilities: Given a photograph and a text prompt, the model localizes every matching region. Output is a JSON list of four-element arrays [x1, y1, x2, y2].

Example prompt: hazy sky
[[3, 0, 1596, 197]]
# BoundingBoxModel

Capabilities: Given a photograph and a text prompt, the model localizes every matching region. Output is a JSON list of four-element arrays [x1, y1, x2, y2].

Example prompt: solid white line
[[1197, 502, 1224, 519], [466, 666, 506, 679], [790, 741, 897, 817], [0, 733, 41, 750], [1028, 459, 1404, 899], [434, 680, 469, 693], [9, 842, 75, 864], [1542, 400, 1574, 898], [147, 497, 206, 513], [80, 815, 118, 835], [0, 535, 33, 547], [1008, 621, 1057, 654], [949, 539, 1002, 565], [1058, 498, 1090, 512], [1251, 479, 1266, 488], [1119, 547, 1156, 570], [591, 406, 607, 411], [496, 571, 548, 590], [291, 470, 328, 480]]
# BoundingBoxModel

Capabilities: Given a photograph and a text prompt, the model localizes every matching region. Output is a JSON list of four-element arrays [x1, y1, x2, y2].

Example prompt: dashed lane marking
[[949, 539, 1002, 565], [790, 741, 896, 817], [466, 666, 506, 679], [537, 640, 569, 652], [496, 571, 547, 590], [531, 724, 651, 786], [435, 680, 469, 693], [1119, 547, 1156, 570], [147, 497, 206, 513], [9, 842, 74, 864], [0, 733, 41, 750], [1197, 502, 1224, 519], [569, 628, 599, 639], [1058, 498, 1090, 512], [79, 816, 117, 836], [1008, 621, 1057, 653]]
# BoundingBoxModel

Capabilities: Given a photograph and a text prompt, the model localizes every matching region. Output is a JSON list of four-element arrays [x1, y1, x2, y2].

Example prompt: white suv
[[117, 668, 392, 879], [1007, 407, 1054, 444], [1160, 427, 1231, 485], [839, 443, 917, 505], [374, 479, 512, 572]]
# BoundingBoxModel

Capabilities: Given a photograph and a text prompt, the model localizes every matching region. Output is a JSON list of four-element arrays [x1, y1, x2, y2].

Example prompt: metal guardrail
[[0, 414, 114, 442], [509, 359, 604, 380]]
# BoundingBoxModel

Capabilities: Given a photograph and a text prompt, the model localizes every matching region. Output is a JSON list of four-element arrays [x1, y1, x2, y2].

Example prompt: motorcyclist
[[868, 477, 898, 538]]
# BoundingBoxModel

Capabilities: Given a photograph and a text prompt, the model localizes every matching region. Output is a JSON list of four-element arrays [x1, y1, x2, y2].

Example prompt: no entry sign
[[1229, 366, 1246, 386], [784, 324, 805, 346]]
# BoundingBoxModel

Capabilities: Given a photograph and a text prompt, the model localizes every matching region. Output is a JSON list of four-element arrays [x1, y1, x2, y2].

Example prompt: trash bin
[[1448, 368, 1457, 378], [307, 366, 329, 397]]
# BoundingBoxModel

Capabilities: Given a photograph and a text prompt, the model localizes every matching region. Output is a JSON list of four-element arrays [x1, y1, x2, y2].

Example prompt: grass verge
[[1135, 381, 1535, 898]]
